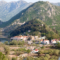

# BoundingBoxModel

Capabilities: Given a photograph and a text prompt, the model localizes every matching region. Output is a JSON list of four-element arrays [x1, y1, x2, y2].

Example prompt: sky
[[0, 0, 60, 3]]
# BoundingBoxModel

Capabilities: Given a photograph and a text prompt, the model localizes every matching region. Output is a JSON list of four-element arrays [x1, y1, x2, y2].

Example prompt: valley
[[0, 0, 60, 60]]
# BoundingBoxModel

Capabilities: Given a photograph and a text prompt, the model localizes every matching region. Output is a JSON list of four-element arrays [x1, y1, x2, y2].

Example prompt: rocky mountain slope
[[0, 0, 32, 22], [3, 19, 25, 33], [1, 1, 60, 35]]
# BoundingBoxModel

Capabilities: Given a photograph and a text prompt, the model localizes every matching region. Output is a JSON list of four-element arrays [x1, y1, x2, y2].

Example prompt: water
[[0, 38, 9, 43]]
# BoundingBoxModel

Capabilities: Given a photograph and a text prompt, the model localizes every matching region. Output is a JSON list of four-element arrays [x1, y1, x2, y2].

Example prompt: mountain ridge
[[1, 1, 60, 35], [0, 0, 32, 22]]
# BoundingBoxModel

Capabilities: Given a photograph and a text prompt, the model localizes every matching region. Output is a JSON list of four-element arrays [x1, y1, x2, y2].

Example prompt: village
[[11, 35, 60, 45], [0, 35, 60, 60], [9, 35, 60, 58]]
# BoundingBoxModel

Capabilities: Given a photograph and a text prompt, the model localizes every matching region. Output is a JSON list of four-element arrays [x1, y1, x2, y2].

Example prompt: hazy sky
[[0, 0, 60, 3]]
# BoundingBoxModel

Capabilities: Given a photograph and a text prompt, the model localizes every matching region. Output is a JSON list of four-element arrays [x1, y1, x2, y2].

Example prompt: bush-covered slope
[[1, 1, 60, 34], [10, 19, 59, 39]]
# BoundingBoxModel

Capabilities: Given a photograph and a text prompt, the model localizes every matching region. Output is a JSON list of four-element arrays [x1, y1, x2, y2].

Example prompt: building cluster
[[10, 35, 60, 44], [11, 36, 28, 41], [40, 39, 49, 44], [51, 39, 60, 44], [10, 35, 39, 41], [10, 35, 60, 54]]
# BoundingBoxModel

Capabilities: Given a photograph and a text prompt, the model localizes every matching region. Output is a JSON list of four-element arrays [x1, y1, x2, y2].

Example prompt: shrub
[[19, 57, 23, 60], [12, 57, 17, 60], [9, 40, 25, 45], [26, 49, 31, 54], [51, 56, 58, 60], [48, 49, 54, 55], [43, 57, 49, 60], [39, 50, 44, 55], [15, 51, 22, 56], [4, 41, 9, 45], [4, 46, 10, 55], [56, 43, 60, 48], [41, 46, 45, 49], [45, 54, 50, 59], [0, 52, 8, 60], [53, 50, 59, 56], [9, 40, 18, 45]]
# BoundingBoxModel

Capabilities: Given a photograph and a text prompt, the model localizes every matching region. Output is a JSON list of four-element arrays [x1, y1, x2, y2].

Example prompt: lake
[[0, 38, 9, 43]]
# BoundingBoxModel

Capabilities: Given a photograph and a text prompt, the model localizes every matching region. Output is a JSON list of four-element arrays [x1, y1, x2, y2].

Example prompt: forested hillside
[[10, 19, 59, 39]]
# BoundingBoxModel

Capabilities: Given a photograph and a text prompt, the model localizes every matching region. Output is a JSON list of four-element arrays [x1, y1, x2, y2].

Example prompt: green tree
[[0, 52, 8, 60], [45, 54, 50, 59], [56, 42, 60, 48], [53, 50, 59, 55], [9, 40, 18, 45], [4, 46, 10, 55], [12, 57, 17, 60], [19, 57, 23, 60], [27, 49, 30, 55], [4, 41, 9, 45]]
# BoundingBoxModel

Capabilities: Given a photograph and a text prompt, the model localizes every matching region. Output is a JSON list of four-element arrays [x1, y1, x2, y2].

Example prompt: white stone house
[[10, 36, 28, 41], [28, 41, 32, 45], [51, 39, 58, 44], [39, 36, 46, 40], [41, 40, 50, 44]]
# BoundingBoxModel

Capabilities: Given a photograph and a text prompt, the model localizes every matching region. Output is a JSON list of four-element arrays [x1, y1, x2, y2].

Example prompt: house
[[51, 39, 59, 44], [28, 30, 31, 32], [23, 36, 28, 40], [28, 41, 33, 45], [40, 40, 50, 44], [39, 36, 46, 40], [31, 36, 35, 40], [27, 36, 39, 40], [51, 40, 56, 44], [44, 40, 50, 44], [10, 36, 28, 41], [35, 41, 40, 44], [57, 40, 60, 43], [34, 36, 38, 40], [32, 49, 39, 53]]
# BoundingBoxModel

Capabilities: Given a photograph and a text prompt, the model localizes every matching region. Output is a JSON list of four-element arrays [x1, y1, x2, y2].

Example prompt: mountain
[[1, 1, 60, 34], [10, 19, 59, 39], [3, 19, 25, 33], [52, 3, 60, 6], [0, 0, 32, 22], [0, 20, 3, 24]]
